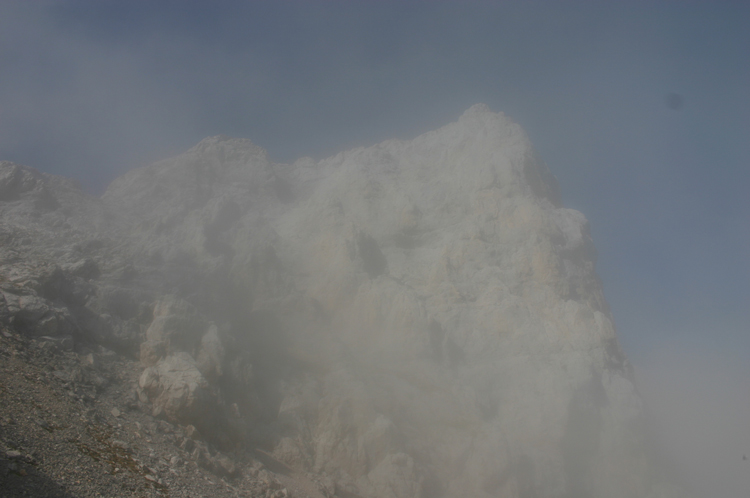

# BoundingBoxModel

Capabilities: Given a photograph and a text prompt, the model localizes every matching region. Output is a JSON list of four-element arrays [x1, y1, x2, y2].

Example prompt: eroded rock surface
[[0, 106, 685, 497]]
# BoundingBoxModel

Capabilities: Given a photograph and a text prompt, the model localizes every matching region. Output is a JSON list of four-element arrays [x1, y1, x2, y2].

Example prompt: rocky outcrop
[[0, 105, 684, 497], [137, 352, 214, 423]]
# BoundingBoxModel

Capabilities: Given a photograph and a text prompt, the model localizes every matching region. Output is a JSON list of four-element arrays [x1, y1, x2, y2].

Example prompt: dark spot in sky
[[665, 93, 684, 110]]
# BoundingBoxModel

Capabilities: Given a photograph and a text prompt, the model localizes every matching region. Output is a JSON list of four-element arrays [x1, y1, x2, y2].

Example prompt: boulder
[[137, 352, 216, 426]]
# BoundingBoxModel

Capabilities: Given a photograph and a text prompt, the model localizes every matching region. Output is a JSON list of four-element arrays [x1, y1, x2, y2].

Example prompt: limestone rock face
[[0, 106, 679, 497], [137, 352, 216, 426]]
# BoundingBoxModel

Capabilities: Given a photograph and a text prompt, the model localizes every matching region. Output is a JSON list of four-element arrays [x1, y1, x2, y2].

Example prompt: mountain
[[0, 105, 683, 497]]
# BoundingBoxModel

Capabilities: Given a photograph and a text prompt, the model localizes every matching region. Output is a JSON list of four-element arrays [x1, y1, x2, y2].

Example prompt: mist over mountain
[[0, 106, 687, 497]]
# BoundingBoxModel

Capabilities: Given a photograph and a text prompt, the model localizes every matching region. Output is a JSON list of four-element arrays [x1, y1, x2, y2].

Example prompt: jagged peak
[[458, 103, 512, 123], [449, 103, 522, 145]]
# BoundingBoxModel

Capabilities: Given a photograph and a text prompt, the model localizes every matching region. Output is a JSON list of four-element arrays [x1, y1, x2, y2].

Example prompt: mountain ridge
[[0, 105, 685, 497]]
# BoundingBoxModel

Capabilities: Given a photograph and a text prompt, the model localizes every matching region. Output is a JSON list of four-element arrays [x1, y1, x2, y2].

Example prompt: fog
[[1, 1, 749, 496], [636, 341, 750, 497]]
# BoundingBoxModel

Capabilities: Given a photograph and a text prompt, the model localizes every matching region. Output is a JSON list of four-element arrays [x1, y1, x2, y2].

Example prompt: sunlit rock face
[[0, 106, 678, 497]]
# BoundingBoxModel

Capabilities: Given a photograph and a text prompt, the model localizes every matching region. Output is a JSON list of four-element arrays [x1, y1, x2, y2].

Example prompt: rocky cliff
[[0, 105, 681, 497]]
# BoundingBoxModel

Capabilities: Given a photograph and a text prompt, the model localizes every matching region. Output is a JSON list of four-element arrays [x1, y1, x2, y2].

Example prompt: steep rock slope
[[1, 105, 680, 498]]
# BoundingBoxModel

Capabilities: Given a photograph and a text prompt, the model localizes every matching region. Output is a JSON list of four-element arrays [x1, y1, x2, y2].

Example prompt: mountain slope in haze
[[0, 105, 685, 498]]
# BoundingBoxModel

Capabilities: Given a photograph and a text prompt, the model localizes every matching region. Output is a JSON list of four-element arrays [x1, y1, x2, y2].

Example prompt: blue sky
[[1, 2, 749, 492]]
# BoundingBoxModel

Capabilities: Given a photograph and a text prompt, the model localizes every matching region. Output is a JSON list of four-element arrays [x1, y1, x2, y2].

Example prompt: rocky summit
[[0, 105, 683, 497]]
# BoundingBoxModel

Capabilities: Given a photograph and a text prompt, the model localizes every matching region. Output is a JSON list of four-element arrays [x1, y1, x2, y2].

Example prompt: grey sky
[[1, 2, 749, 491]]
